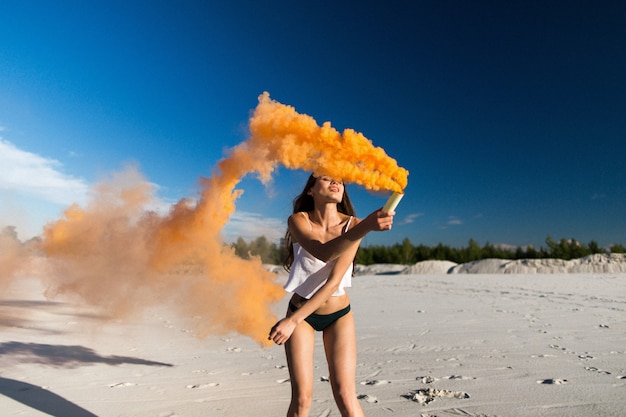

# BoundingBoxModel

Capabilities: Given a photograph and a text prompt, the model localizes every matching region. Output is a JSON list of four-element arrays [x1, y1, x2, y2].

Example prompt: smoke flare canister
[[382, 192, 404, 212]]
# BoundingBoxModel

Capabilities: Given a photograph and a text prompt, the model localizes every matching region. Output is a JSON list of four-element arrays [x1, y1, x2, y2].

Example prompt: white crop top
[[283, 214, 353, 299]]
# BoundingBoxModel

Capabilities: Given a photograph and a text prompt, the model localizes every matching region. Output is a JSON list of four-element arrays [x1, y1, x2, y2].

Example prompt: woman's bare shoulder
[[288, 211, 308, 224], [288, 212, 312, 235]]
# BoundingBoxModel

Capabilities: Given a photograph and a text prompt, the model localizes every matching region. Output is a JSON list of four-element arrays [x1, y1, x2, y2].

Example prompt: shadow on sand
[[0, 341, 174, 367], [0, 376, 98, 417], [0, 342, 174, 415]]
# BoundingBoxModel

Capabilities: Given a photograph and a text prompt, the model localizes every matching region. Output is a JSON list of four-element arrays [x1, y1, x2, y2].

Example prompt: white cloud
[[222, 211, 286, 243], [0, 138, 88, 205], [447, 216, 463, 225], [0, 138, 286, 244], [398, 212, 423, 226]]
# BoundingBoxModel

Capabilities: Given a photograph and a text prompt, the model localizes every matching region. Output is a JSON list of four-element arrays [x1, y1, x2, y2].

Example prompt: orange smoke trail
[[249, 92, 408, 193], [31, 93, 407, 346]]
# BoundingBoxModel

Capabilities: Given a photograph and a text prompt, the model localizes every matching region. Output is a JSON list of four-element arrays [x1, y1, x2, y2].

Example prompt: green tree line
[[231, 235, 625, 266], [4, 226, 622, 267]]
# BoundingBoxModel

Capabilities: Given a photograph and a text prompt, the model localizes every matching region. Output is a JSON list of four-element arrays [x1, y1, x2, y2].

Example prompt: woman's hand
[[363, 208, 395, 232], [269, 317, 297, 345]]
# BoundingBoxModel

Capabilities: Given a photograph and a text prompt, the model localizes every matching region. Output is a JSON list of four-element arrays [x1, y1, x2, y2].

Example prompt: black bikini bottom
[[288, 302, 351, 332]]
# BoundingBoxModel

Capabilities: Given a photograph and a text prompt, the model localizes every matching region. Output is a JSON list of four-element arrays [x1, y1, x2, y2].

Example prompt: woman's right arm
[[268, 237, 360, 345], [289, 208, 395, 262]]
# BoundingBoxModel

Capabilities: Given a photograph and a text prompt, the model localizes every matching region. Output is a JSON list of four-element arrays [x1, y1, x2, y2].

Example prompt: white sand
[[1, 259, 626, 416]]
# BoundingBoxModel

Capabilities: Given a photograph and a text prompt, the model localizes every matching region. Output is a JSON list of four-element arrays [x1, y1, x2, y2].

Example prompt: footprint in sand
[[404, 388, 470, 405], [360, 379, 391, 386], [108, 382, 137, 388], [186, 383, 219, 389], [616, 375, 626, 380], [443, 408, 501, 416], [444, 375, 476, 380], [158, 412, 178, 417], [537, 378, 567, 384], [584, 366, 611, 375], [357, 394, 379, 403], [549, 344, 567, 351], [416, 375, 436, 383]]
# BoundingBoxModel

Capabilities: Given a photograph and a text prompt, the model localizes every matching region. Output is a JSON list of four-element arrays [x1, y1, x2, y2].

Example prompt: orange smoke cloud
[[0, 227, 25, 289], [40, 166, 284, 346], [7, 93, 407, 346], [249, 92, 408, 193]]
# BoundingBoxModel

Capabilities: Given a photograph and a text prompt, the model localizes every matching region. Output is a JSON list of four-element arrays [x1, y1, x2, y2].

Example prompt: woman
[[269, 174, 395, 417]]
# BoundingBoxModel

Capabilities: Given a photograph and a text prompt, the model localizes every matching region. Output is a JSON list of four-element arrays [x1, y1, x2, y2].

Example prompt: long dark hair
[[282, 174, 356, 271]]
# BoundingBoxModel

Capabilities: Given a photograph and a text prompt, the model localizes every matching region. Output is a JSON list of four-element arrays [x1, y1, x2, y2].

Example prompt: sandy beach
[[2, 258, 626, 417]]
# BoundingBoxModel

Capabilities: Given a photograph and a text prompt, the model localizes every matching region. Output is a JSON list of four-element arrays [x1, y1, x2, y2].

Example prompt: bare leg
[[285, 319, 315, 417], [323, 311, 364, 417]]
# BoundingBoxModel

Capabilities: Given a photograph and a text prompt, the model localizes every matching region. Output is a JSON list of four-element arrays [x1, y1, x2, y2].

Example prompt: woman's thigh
[[322, 311, 357, 386], [285, 321, 316, 393]]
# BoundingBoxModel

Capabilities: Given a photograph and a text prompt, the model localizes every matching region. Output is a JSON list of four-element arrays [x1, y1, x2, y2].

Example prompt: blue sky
[[1, 0, 625, 249]]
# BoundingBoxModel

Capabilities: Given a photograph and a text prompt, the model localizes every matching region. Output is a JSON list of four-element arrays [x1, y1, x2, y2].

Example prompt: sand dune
[[352, 254, 626, 276], [448, 254, 626, 274]]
